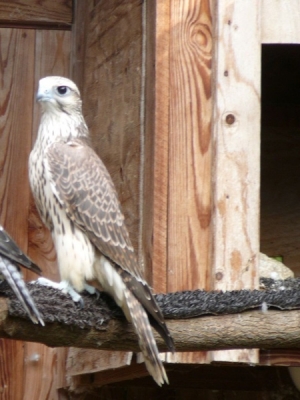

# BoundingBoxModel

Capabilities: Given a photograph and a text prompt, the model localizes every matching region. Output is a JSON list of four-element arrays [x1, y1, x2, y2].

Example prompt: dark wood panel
[[0, 27, 35, 400], [74, 0, 143, 257], [66, 364, 300, 399]]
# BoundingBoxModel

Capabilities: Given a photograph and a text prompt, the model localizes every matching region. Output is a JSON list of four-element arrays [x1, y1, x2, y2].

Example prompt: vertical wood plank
[[262, 0, 300, 44], [70, 0, 88, 93], [0, 27, 35, 400], [79, 0, 143, 257], [168, 0, 213, 293], [0, 28, 34, 245], [156, 0, 213, 365], [211, 0, 261, 363], [149, 0, 170, 293]]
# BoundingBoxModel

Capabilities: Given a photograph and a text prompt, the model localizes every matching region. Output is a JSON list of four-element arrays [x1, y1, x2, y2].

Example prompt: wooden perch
[[1, 297, 300, 351], [1, 279, 300, 352]]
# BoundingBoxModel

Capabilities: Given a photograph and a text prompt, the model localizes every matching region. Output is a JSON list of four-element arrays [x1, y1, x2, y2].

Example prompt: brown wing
[[45, 138, 175, 352], [45, 138, 142, 279]]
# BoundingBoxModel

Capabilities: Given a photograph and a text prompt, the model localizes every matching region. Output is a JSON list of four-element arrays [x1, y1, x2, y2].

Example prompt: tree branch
[[0, 279, 300, 352]]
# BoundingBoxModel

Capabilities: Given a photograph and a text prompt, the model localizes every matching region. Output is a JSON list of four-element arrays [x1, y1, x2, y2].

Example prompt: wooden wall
[[0, 1, 72, 399], [1, 0, 300, 398]]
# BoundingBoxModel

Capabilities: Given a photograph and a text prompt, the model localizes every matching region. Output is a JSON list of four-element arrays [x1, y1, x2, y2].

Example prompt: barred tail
[[0, 257, 44, 326], [123, 287, 168, 386]]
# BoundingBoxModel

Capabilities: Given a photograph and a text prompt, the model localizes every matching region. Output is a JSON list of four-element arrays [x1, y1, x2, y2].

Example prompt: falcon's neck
[[36, 111, 89, 148]]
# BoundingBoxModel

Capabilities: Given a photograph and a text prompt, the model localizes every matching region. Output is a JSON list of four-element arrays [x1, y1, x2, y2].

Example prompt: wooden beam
[[0, 0, 72, 28]]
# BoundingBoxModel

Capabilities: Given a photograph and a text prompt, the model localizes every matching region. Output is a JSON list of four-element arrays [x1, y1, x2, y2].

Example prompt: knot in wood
[[225, 114, 235, 125], [215, 271, 223, 281]]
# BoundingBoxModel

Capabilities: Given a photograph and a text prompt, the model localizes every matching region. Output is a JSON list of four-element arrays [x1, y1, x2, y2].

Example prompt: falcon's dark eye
[[57, 86, 69, 95]]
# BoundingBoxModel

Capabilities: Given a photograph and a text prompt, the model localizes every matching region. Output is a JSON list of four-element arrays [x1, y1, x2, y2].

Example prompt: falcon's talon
[[58, 280, 82, 303], [77, 297, 85, 308]]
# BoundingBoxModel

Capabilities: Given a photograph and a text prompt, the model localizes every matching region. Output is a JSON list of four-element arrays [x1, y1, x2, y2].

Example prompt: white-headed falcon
[[0, 226, 44, 325], [29, 76, 174, 385]]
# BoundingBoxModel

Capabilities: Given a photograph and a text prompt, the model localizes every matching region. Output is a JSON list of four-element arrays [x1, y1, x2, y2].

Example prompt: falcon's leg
[[34, 277, 83, 304]]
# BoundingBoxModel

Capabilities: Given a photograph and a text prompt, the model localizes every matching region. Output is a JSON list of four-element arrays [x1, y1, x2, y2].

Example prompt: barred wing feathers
[[0, 226, 41, 275], [0, 226, 44, 325], [44, 138, 174, 352]]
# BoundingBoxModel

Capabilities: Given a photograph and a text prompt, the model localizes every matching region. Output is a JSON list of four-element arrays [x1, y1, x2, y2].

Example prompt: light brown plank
[[167, 0, 213, 293], [210, 0, 261, 363], [160, 0, 213, 365], [67, 349, 132, 376], [0, 0, 72, 28], [262, 0, 300, 44], [23, 346, 68, 400], [0, 339, 25, 400], [150, 0, 170, 292]]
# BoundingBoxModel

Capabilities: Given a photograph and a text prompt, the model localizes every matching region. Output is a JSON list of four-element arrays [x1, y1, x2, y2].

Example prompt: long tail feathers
[[123, 287, 168, 386], [0, 257, 44, 326]]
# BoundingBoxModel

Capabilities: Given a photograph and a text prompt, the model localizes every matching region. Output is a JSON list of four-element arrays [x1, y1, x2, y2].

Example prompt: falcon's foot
[[33, 277, 83, 305]]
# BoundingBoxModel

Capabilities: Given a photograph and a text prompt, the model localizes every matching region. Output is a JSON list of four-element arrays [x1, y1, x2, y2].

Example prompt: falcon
[[29, 76, 174, 385], [0, 226, 44, 325]]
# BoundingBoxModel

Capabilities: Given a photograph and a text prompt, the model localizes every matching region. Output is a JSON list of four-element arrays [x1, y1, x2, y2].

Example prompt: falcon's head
[[37, 76, 82, 115]]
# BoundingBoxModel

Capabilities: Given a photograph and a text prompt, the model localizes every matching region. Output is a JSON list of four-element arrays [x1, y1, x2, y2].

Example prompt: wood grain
[[23, 346, 68, 400], [211, 0, 260, 293], [66, 349, 132, 376], [260, 349, 300, 366], [79, 0, 143, 258], [0, 28, 35, 400], [262, 0, 300, 44], [153, 0, 213, 365], [210, 0, 261, 363], [0, 28, 34, 247], [168, 0, 213, 293], [0, 0, 72, 28], [0, 26, 70, 400], [150, 0, 170, 293]]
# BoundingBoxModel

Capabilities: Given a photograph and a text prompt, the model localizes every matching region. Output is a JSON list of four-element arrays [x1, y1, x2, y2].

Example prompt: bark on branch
[[0, 279, 300, 352]]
